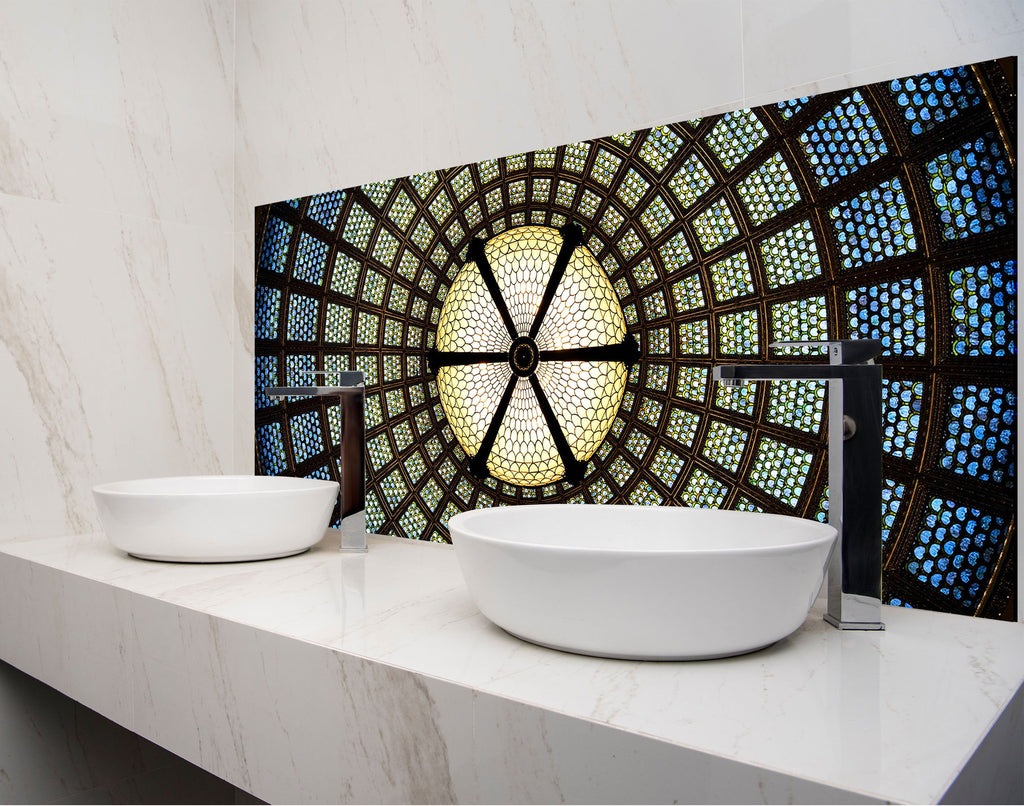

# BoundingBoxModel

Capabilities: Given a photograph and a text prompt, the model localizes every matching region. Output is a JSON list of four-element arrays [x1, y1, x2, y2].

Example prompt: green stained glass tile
[[692, 196, 740, 252], [330, 252, 360, 296], [356, 354, 379, 386], [555, 180, 577, 208], [800, 91, 888, 186], [665, 406, 700, 447], [718, 309, 759, 355], [829, 177, 916, 269], [644, 363, 670, 393], [639, 195, 675, 238], [431, 242, 450, 269], [411, 218, 435, 251], [681, 468, 728, 508], [659, 231, 694, 275], [406, 325, 423, 349], [637, 397, 664, 426], [609, 131, 635, 147], [477, 159, 500, 184], [759, 220, 822, 288], [670, 272, 704, 313], [589, 477, 613, 504], [361, 179, 394, 210], [398, 502, 428, 540], [485, 187, 503, 216], [629, 480, 663, 506], [550, 213, 566, 227], [382, 354, 402, 383], [563, 142, 590, 173], [418, 477, 443, 511], [364, 393, 382, 429], [639, 126, 685, 173], [771, 296, 828, 346], [614, 275, 631, 300], [385, 388, 406, 419], [383, 317, 403, 347], [768, 380, 825, 433], [625, 429, 652, 461], [455, 476, 475, 504], [387, 190, 416, 230], [632, 257, 658, 288], [620, 227, 645, 261], [668, 153, 715, 210], [505, 153, 527, 173], [709, 250, 754, 301], [530, 210, 546, 224], [386, 284, 409, 315], [534, 148, 556, 168], [356, 311, 379, 345], [397, 250, 419, 281], [703, 420, 748, 473], [705, 109, 769, 172], [623, 303, 638, 326], [577, 189, 602, 219], [372, 229, 400, 267], [641, 289, 668, 321], [749, 438, 813, 507], [608, 455, 636, 489], [675, 366, 708, 402], [600, 205, 625, 237], [617, 168, 650, 210], [380, 468, 409, 511], [677, 319, 710, 355], [735, 496, 766, 513], [508, 180, 526, 206], [429, 191, 453, 223], [509, 211, 525, 227], [362, 269, 387, 306], [410, 171, 439, 200], [410, 295, 428, 321], [532, 178, 551, 203], [392, 420, 414, 452], [464, 201, 482, 227], [715, 381, 756, 415], [342, 202, 374, 251], [736, 152, 801, 226], [647, 326, 670, 355], [591, 148, 623, 187]]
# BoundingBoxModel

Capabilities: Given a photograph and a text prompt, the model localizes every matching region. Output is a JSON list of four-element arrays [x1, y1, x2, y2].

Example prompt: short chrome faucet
[[264, 370, 367, 553], [712, 340, 884, 630]]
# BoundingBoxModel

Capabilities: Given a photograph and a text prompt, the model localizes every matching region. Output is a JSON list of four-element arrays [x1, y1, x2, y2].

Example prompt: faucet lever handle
[[770, 340, 881, 365], [297, 370, 366, 387]]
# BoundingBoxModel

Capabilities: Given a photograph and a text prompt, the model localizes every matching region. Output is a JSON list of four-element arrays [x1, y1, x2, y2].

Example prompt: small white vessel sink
[[93, 475, 339, 562], [449, 504, 837, 660]]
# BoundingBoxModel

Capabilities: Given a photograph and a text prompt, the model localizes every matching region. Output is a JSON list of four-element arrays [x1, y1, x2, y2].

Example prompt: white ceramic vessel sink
[[93, 475, 339, 562], [449, 504, 837, 660]]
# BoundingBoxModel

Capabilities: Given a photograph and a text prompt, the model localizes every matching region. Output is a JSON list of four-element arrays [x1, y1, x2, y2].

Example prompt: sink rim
[[93, 474, 339, 497]]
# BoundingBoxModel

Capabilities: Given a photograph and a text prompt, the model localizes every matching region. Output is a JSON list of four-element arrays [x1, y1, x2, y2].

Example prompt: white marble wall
[[0, 0, 236, 542]]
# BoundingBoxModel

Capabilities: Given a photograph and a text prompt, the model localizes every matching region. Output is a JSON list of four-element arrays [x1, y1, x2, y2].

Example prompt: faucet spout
[[713, 340, 885, 630], [264, 370, 367, 553]]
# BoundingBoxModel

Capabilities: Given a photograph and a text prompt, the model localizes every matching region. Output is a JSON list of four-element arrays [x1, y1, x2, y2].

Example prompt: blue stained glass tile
[[255, 355, 277, 410], [889, 66, 983, 135], [799, 91, 888, 186], [905, 498, 1007, 609], [829, 177, 916, 269], [881, 479, 906, 543], [846, 277, 927, 356], [940, 386, 1016, 483], [925, 133, 1015, 240], [949, 260, 1017, 356], [286, 294, 319, 341], [256, 422, 288, 475], [293, 232, 329, 285], [290, 411, 324, 465], [307, 190, 345, 230], [259, 217, 294, 274], [777, 97, 810, 120], [255, 286, 282, 340], [882, 380, 924, 459]]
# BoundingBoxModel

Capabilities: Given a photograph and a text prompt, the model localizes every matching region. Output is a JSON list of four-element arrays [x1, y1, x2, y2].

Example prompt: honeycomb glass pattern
[[255, 58, 1016, 621], [940, 386, 1016, 483], [906, 498, 1007, 609], [799, 91, 888, 186], [949, 260, 1016, 356], [925, 133, 1014, 240], [434, 226, 629, 486]]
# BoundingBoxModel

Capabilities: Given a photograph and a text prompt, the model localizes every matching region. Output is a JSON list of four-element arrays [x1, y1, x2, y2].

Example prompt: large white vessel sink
[[93, 475, 339, 562], [449, 504, 837, 660]]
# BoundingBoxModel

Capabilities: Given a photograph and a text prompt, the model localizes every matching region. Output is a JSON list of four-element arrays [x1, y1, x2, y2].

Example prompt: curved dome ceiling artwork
[[255, 59, 1017, 620]]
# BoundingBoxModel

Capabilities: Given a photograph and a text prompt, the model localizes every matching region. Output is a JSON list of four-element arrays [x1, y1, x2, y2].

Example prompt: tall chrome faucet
[[264, 370, 367, 553], [712, 340, 884, 630]]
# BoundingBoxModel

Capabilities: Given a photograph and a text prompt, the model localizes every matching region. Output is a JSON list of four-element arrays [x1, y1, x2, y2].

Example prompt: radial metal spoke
[[528, 223, 583, 341], [528, 374, 587, 485], [537, 333, 640, 367], [468, 373, 518, 480], [427, 348, 506, 374], [468, 237, 519, 342]]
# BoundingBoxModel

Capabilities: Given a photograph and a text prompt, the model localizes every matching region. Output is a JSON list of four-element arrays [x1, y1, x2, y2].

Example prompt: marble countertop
[[1, 531, 1022, 804]]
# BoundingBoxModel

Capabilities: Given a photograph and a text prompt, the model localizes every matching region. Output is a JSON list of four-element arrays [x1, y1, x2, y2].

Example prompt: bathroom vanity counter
[[0, 532, 1021, 804]]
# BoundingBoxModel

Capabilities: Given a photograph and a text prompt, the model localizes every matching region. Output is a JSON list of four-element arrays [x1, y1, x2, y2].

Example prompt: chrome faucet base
[[824, 614, 886, 631]]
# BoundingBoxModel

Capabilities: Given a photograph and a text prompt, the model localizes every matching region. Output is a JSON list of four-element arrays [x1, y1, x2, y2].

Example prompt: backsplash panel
[[255, 59, 1016, 619]]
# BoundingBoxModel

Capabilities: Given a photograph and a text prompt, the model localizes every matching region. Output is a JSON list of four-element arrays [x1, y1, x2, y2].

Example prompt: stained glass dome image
[[431, 225, 637, 485], [255, 58, 1016, 620]]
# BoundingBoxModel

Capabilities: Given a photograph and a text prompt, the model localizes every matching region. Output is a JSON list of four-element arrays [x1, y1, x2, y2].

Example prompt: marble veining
[[0, 532, 1021, 803]]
